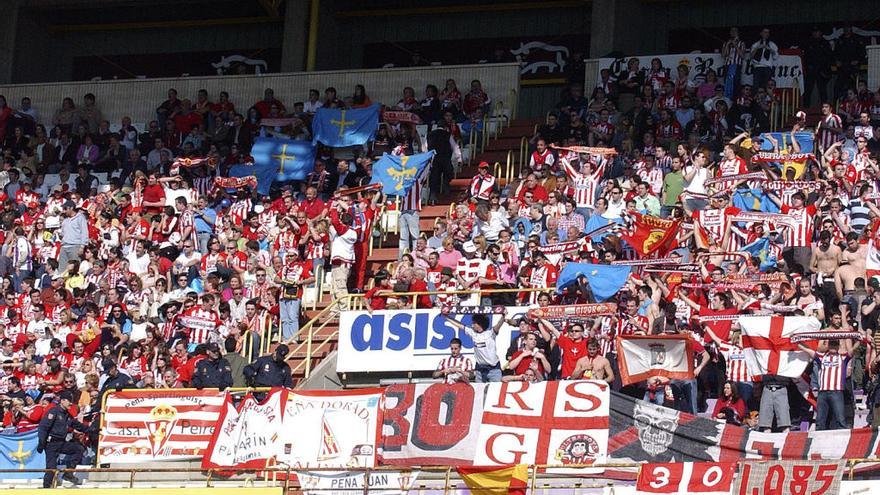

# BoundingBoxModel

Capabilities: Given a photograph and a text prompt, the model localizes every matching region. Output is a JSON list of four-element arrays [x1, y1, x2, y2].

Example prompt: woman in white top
[[682, 149, 710, 214]]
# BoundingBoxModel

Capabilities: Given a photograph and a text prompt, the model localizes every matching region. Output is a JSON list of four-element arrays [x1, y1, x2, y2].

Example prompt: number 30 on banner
[[636, 462, 737, 495]]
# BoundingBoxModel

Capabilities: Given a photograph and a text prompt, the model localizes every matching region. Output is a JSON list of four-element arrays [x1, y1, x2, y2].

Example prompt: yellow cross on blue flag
[[557, 262, 631, 302], [369, 151, 434, 196], [312, 104, 380, 147], [234, 137, 317, 195], [0, 430, 44, 479]]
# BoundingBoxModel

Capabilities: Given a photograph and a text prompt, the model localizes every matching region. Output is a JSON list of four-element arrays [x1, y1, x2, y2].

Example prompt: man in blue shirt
[[193, 196, 216, 254]]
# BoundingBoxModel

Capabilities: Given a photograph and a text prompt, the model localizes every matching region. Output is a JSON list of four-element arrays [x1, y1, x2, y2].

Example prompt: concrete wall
[[0, 63, 521, 126]]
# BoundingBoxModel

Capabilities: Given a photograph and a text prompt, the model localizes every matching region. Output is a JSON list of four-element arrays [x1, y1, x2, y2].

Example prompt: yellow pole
[[305, 0, 320, 71]]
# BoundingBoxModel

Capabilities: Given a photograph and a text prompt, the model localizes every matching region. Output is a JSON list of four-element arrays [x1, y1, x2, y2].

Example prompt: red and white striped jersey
[[815, 351, 851, 391], [274, 229, 301, 254], [434, 279, 460, 307], [436, 354, 473, 384], [178, 307, 222, 345], [638, 167, 664, 195], [562, 156, 606, 209], [125, 220, 149, 255], [715, 156, 749, 190], [718, 342, 751, 382], [470, 174, 496, 201], [694, 206, 741, 246], [780, 204, 817, 247], [818, 114, 843, 151], [178, 210, 199, 250], [597, 316, 615, 356], [846, 151, 873, 184], [401, 179, 423, 211], [200, 252, 228, 274], [455, 258, 483, 290], [527, 263, 559, 304], [230, 198, 252, 225]]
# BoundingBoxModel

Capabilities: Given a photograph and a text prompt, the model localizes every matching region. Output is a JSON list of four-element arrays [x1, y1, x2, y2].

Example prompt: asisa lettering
[[349, 312, 476, 351]]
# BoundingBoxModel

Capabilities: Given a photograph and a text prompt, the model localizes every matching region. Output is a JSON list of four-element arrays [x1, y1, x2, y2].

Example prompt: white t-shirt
[[126, 252, 150, 275], [684, 165, 709, 195], [464, 326, 499, 367]]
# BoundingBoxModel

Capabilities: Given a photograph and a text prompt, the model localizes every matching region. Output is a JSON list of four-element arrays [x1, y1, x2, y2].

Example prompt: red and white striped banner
[[551, 145, 618, 156], [382, 111, 422, 124], [98, 389, 226, 464], [704, 172, 767, 185], [527, 303, 617, 319]]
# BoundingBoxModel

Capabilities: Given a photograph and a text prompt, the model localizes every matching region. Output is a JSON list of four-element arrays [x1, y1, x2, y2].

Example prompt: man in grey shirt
[[59, 200, 89, 271]]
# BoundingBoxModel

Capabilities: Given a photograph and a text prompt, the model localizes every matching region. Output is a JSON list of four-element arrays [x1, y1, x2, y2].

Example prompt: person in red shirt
[[516, 174, 549, 203], [299, 186, 327, 220], [365, 270, 393, 311], [253, 88, 285, 118], [141, 174, 166, 215], [540, 319, 588, 379], [506, 332, 552, 378]]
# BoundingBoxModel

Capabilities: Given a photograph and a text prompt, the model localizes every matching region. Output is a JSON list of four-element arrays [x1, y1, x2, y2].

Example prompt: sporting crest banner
[[616, 335, 695, 386], [98, 389, 225, 463]]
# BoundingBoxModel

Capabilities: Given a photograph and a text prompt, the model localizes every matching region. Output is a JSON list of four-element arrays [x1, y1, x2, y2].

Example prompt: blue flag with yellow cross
[[235, 137, 317, 194], [370, 151, 435, 196], [312, 104, 380, 147], [0, 429, 45, 479]]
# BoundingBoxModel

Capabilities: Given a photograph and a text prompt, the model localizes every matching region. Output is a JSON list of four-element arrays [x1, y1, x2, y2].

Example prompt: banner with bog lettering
[[98, 389, 226, 463], [204, 388, 383, 469], [336, 306, 529, 373], [596, 53, 804, 89], [381, 381, 610, 467]]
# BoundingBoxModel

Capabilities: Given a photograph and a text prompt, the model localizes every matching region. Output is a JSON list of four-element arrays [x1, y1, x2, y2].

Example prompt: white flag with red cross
[[738, 316, 821, 378]]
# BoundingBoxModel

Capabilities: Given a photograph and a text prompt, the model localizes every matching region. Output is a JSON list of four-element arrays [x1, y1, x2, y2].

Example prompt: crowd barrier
[[0, 63, 521, 126]]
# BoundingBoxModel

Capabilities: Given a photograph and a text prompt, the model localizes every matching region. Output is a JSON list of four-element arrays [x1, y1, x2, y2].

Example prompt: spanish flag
[[457, 465, 529, 495]]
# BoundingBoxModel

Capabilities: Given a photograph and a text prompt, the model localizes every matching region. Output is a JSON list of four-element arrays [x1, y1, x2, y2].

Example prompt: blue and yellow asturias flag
[[369, 151, 435, 196], [236, 137, 317, 194], [312, 104, 380, 147], [556, 262, 631, 302], [0, 430, 45, 479]]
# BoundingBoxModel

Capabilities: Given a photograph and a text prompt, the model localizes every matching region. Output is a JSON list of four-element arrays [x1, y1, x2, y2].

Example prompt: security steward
[[37, 392, 86, 488], [243, 344, 293, 388], [192, 342, 234, 390]]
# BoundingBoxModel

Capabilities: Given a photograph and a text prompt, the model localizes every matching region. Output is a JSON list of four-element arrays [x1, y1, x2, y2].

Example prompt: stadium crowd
[[0, 25, 873, 466]]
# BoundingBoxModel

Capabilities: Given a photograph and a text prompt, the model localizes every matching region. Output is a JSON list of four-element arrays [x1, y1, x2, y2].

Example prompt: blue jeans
[[279, 298, 301, 341], [644, 387, 666, 405], [736, 381, 754, 408], [724, 63, 740, 98], [197, 232, 212, 255], [475, 364, 502, 383], [398, 210, 420, 257], [672, 379, 698, 414], [816, 390, 846, 430]]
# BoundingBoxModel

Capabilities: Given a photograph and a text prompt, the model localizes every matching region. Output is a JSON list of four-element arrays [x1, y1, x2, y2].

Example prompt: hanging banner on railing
[[98, 389, 226, 464], [735, 460, 845, 495], [203, 389, 384, 469], [636, 462, 737, 495], [596, 53, 804, 89], [296, 470, 421, 495], [380, 381, 610, 468], [337, 306, 529, 373], [277, 389, 384, 469], [203, 388, 289, 469]]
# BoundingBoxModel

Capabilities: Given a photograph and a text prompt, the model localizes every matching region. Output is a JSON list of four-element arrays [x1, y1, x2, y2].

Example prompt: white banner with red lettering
[[596, 53, 804, 89], [202, 388, 289, 469], [98, 389, 226, 463], [379, 381, 610, 468], [636, 462, 736, 495]]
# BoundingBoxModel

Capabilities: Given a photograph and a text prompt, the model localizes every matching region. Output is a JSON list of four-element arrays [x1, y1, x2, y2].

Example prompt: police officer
[[37, 391, 85, 487], [243, 344, 293, 388], [192, 342, 233, 390]]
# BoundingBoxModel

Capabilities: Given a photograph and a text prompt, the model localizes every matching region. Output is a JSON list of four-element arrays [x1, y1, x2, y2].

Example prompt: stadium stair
[[287, 117, 544, 388]]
